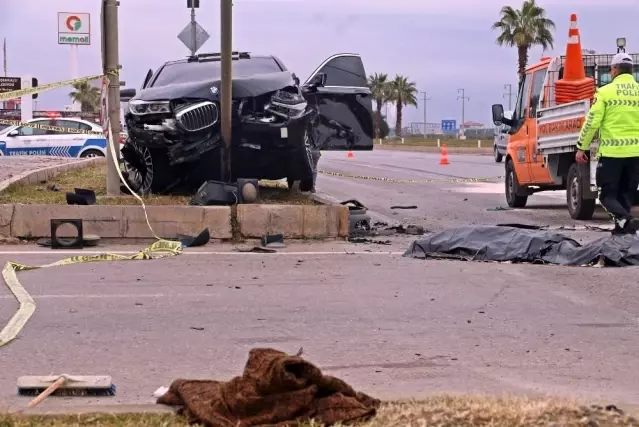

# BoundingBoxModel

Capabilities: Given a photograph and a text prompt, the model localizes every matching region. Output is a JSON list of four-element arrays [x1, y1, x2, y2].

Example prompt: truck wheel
[[494, 146, 503, 163], [505, 159, 527, 208], [567, 163, 596, 220]]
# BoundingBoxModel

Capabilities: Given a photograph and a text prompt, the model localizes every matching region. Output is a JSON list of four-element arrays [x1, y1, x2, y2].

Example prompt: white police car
[[0, 117, 108, 157]]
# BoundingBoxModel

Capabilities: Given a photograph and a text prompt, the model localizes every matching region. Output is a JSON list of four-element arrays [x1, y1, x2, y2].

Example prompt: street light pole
[[457, 88, 469, 137], [419, 91, 430, 135], [220, 0, 233, 182], [503, 84, 513, 110], [102, 0, 121, 196]]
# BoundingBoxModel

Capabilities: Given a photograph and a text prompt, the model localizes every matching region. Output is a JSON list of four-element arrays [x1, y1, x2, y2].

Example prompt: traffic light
[[187, 0, 199, 7], [31, 78, 38, 99]]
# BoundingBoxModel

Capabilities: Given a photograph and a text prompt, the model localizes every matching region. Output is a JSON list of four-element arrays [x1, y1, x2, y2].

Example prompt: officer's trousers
[[596, 156, 639, 220]]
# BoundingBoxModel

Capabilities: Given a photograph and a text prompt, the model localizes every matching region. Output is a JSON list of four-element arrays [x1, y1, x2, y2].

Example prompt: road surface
[[1, 149, 639, 413]]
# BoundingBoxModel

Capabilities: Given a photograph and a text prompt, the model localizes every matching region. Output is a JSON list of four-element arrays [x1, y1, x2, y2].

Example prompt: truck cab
[[492, 51, 639, 220]]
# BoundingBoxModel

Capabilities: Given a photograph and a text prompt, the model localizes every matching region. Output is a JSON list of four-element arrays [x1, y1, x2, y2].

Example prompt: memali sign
[[58, 12, 91, 45]]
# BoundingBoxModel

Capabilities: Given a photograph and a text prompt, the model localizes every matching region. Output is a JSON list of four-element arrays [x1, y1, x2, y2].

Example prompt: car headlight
[[128, 100, 171, 115], [272, 90, 305, 105]]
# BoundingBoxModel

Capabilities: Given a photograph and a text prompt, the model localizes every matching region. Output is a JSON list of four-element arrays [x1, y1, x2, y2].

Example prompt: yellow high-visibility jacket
[[577, 73, 639, 157]]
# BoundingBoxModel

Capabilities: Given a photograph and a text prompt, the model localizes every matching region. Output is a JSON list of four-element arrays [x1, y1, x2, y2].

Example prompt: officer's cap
[[611, 53, 633, 66]]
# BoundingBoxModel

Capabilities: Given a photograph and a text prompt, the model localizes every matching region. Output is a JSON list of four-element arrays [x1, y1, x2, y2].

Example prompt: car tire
[[122, 140, 175, 194], [567, 162, 596, 220], [494, 146, 503, 163], [505, 159, 528, 208], [80, 149, 105, 158]]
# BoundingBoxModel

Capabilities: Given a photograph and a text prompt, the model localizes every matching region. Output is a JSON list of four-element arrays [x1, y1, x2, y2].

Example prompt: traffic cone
[[439, 144, 449, 165], [347, 150, 354, 158], [554, 14, 595, 104]]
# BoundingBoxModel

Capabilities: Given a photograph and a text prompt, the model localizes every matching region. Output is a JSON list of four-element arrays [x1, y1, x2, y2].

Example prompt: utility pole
[[2, 38, 6, 110], [102, 0, 121, 196], [189, 0, 197, 56], [457, 88, 469, 136], [503, 84, 513, 110], [220, 0, 233, 182], [419, 91, 430, 135]]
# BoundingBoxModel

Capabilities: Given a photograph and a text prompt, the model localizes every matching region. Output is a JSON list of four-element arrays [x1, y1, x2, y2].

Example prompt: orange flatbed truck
[[491, 15, 639, 220]]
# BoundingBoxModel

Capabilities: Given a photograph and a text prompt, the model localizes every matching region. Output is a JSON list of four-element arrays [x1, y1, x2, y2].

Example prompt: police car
[[0, 117, 108, 157]]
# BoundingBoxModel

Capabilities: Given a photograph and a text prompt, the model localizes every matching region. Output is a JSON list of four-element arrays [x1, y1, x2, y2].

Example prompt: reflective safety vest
[[577, 73, 639, 158]]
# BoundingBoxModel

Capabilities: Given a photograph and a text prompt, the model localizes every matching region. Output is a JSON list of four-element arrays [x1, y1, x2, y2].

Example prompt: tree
[[388, 75, 417, 138], [379, 115, 390, 139], [492, 0, 555, 84], [367, 73, 391, 140], [69, 81, 100, 112]]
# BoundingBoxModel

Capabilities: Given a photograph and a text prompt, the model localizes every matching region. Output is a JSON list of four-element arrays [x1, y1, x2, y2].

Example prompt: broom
[[17, 374, 116, 409]]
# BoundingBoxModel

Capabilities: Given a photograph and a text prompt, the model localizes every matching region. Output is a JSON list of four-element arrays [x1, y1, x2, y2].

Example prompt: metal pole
[[503, 84, 513, 110], [457, 88, 469, 138], [420, 91, 430, 135], [103, 0, 121, 196], [220, 0, 233, 182], [190, 5, 196, 56]]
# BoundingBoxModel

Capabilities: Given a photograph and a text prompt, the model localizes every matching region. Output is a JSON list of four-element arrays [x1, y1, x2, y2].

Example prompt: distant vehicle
[[0, 117, 107, 157], [493, 110, 513, 163]]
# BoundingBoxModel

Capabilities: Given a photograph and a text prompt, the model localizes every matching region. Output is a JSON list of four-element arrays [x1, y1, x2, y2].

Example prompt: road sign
[[0, 77, 21, 98], [441, 119, 457, 132], [0, 77, 20, 93], [178, 21, 209, 53], [58, 12, 91, 45]]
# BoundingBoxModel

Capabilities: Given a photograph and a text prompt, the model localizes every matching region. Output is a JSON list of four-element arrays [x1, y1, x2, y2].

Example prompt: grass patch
[[1, 396, 637, 426], [0, 165, 317, 206]]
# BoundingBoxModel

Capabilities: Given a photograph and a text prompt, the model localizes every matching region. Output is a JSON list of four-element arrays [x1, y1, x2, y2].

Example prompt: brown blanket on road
[[157, 348, 380, 427]]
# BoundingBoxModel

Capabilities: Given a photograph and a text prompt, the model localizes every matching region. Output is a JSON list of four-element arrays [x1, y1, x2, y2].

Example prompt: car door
[[508, 72, 533, 184], [302, 54, 374, 151], [46, 119, 85, 156], [4, 120, 49, 155]]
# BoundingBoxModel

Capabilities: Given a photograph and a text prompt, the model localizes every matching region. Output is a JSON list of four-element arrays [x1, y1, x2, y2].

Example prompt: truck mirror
[[492, 104, 505, 126]]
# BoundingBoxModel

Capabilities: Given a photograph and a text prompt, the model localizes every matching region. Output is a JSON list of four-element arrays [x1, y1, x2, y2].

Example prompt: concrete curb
[[0, 202, 349, 240], [375, 145, 493, 155], [0, 158, 349, 240], [0, 157, 105, 193]]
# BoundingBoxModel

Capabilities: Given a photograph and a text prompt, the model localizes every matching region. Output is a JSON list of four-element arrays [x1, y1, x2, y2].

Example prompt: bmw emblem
[[210, 86, 219, 95]]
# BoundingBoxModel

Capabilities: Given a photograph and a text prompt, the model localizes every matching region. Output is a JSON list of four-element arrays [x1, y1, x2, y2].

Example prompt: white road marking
[[0, 293, 219, 300]]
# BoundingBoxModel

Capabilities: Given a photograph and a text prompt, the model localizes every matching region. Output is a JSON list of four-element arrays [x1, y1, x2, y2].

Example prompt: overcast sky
[[2, 0, 638, 127]]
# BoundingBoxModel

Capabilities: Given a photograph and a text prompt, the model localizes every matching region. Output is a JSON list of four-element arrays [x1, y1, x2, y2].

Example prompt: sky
[[2, 0, 639, 128]]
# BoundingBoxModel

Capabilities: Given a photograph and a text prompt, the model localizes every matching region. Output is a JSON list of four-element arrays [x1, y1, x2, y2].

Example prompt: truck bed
[[536, 99, 591, 155]]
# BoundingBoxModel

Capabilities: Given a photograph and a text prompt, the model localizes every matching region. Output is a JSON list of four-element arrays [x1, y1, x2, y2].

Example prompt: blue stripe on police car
[[0, 137, 106, 157]]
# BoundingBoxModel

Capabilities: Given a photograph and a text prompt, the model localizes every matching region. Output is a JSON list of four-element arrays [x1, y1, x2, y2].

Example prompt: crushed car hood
[[133, 71, 297, 102]]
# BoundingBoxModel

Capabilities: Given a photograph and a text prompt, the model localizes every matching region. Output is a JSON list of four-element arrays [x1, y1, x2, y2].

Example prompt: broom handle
[[26, 376, 67, 408]]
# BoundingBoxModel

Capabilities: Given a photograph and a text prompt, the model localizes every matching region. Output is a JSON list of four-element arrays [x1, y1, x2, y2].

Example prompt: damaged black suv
[[120, 52, 374, 194]]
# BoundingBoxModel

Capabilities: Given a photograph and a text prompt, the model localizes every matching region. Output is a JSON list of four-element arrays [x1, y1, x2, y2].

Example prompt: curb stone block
[[0, 205, 14, 236], [7, 204, 232, 239], [11, 205, 124, 238]]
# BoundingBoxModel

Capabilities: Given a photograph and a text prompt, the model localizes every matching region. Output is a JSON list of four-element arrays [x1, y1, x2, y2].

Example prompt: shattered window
[[151, 57, 283, 87], [316, 56, 367, 87]]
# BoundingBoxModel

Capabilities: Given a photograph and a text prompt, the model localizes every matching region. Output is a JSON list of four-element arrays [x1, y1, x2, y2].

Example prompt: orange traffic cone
[[439, 144, 449, 165], [347, 150, 354, 158], [554, 14, 595, 104]]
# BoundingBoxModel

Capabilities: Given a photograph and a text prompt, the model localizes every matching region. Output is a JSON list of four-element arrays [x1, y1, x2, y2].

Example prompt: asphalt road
[[2, 149, 639, 413], [316, 150, 613, 232]]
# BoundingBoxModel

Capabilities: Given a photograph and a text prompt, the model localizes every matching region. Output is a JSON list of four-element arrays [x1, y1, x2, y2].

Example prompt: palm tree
[[492, 0, 555, 84], [388, 75, 417, 138], [367, 73, 391, 140], [69, 81, 100, 112]]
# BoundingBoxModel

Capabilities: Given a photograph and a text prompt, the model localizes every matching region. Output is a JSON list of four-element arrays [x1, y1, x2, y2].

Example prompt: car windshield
[[151, 57, 283, 88]]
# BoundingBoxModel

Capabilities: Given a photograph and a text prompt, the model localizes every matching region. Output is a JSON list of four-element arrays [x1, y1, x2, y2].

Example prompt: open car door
[[302, 53, 374, 151]]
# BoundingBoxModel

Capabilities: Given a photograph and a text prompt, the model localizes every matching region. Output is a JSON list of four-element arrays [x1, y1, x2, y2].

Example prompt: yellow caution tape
[[318, 170, 504, 184], [0, 74, 104, 101], [0, 119, 105, 136], [0, 240, 182, 347], [0, 76, 185, 348]]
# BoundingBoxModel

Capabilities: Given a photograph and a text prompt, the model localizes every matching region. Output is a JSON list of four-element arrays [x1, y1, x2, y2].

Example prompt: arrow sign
[[177, 21, 209, 53]]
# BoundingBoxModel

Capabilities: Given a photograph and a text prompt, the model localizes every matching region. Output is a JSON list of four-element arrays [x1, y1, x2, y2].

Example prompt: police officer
[[576, 52, 639, 235]]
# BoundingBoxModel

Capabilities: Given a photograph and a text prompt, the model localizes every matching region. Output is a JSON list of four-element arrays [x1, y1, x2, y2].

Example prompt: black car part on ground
[[404, 225, 639, 266], [120, 52, 374, 195]]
